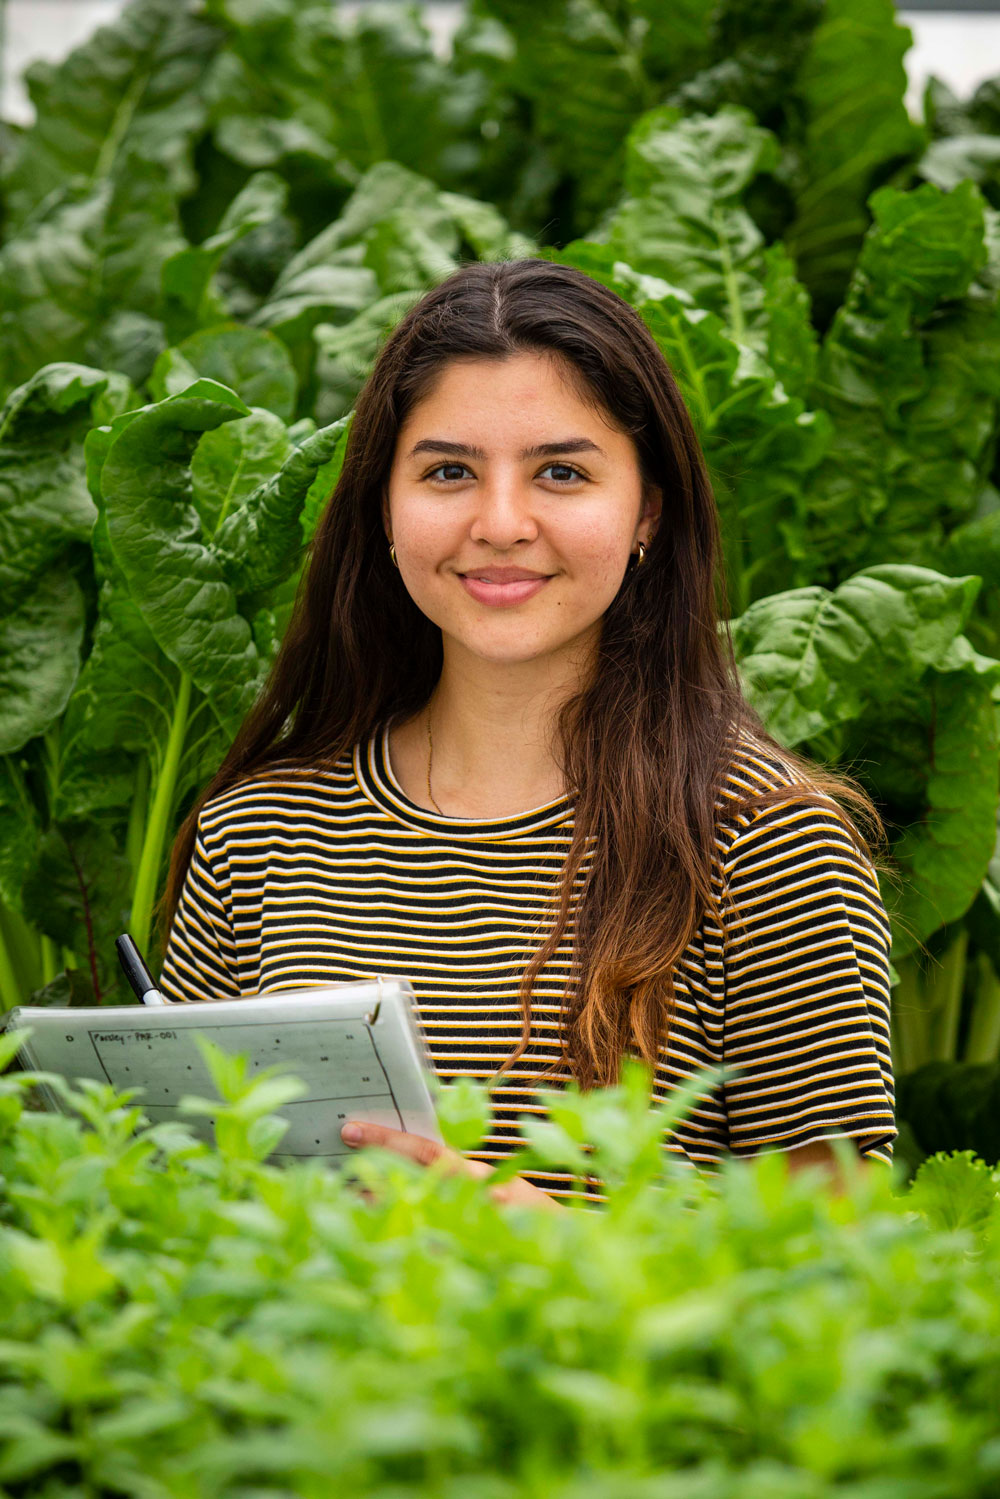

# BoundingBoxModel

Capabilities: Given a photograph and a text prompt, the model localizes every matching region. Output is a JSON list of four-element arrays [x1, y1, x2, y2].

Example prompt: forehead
[[397, 351, 626, 445]]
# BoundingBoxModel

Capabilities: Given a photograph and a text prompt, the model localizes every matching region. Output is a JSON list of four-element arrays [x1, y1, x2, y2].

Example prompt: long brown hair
[[162, 258, 884, 1089]]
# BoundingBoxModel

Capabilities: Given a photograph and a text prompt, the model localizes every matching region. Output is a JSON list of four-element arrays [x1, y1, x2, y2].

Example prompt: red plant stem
[[66, 838, 101, 1003]]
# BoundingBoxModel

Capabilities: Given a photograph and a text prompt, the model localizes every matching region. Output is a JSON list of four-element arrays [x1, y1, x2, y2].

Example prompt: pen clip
[[365, 976, 384, 1027]]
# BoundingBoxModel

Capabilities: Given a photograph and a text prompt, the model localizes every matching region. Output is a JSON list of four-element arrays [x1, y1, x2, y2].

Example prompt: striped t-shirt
[[160, 724, 897, 1195]]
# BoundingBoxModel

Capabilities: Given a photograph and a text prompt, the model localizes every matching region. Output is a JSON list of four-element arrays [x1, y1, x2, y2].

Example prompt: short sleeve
[[720, 797, 896, 1164], [159, 819, 242, 1003]]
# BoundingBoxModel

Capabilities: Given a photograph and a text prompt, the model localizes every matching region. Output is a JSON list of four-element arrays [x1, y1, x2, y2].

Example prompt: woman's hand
[[340, 1120, 563, 1211]]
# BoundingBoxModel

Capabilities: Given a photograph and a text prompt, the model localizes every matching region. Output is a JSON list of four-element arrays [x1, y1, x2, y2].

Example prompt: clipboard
[[3, 977, 442, 1159]]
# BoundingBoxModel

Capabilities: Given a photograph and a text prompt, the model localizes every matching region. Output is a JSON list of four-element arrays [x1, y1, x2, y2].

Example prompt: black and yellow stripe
[[160, 725, 896, 1196]]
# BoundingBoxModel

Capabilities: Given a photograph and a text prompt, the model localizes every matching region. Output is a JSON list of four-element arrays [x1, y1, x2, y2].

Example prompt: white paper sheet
[[4, 977, 442, 1158]]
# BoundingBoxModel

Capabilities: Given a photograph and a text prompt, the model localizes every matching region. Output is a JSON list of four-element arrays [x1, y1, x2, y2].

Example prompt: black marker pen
[[115, 933, 169, 1006]]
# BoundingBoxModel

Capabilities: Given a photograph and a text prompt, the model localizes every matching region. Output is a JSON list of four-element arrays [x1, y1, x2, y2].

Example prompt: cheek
[[556, 515, 634, 587], [391, 499, 456, 564]]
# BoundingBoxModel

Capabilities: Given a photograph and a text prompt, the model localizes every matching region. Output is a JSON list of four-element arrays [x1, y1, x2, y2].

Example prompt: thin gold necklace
[[425, 707, 445, 815]]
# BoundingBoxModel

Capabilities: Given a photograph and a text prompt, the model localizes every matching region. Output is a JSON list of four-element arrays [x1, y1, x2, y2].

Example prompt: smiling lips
[[459, 567, 552, 607]]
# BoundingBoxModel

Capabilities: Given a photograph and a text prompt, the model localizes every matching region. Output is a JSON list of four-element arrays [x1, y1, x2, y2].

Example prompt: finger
[[341, 1120, 465, 1171], [489, 1178, 564, 1212]]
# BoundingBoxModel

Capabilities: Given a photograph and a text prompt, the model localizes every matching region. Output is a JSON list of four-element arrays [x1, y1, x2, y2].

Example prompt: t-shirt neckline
[[354, 723, 574, 841]]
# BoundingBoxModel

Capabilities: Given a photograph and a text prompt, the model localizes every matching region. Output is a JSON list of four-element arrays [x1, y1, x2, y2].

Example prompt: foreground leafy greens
[[0, 1046, 997, 1495]]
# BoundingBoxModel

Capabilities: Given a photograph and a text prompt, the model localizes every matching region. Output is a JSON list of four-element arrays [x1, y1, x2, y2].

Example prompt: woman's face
[[385, 351, 660, 671]]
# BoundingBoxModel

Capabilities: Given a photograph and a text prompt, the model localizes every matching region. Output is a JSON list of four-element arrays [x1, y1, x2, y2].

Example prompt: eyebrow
[[407, 437, 606, 461]]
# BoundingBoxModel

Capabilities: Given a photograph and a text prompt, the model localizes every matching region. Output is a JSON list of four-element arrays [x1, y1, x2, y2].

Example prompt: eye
[[540, 463, 587, 484], [419, 461, 590, 485], [425, 462, 471, 483]]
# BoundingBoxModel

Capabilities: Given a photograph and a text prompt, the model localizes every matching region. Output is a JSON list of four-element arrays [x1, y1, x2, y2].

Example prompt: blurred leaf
[[908, 1149, 999, 1236], [20, 820, 133, 1005], [0, 158, 183, 394], [161, 171, 289, 343], [784, 0, 924, 322], [477, 0, 649, 229], [804, 182, 1000, 580], [0, 0, 221, 232], [0, 568, 87, 755], [151, 324, 298, 422], [312, 293, 420, 425], [671, 0, 823, 123], [436, 1075, 493, 1153]]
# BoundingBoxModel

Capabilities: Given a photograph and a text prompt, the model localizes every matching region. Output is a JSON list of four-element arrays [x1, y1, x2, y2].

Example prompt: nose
[[468, 471, 540, 551]]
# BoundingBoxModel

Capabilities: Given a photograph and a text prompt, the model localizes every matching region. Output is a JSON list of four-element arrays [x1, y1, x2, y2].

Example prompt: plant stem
[[890, 953, 928, 1075], [0, 898, 41, 1000], [39, 934, 58, 987], [928, 926, 968, 1062], [126, 754, 150, 878], [964, 953, 1000, 1064], [0, 911, 20, 1012], [64, 835, 102, 1002], [130, 672, 191, 954]]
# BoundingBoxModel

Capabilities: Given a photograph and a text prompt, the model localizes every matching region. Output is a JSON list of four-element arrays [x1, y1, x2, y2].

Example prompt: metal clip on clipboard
[[365, 975, 385, 1027]]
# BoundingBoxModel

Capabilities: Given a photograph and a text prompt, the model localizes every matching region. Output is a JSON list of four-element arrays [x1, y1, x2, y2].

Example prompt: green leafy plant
[[0, 1053, 997, 1495]]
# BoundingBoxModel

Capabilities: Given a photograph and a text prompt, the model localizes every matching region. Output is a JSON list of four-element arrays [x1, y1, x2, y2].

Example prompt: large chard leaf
[[213, 417, 353, 598], [97, 379, 349, 734], [873, 638, 1000, 951], [300, 416, 353, 547], [19, 817, 135, 1006], [0, 0, 221, 234], [597, 105, 818, 395], [804, 182, 1000, 582], [98, 382, 260, 733], [733, 565, 1000, 954], [783, 0, 924, 322], [0, 364, 130, 611], [190, 412, 296, 540], [57, 509, 227, 823], [252, 161, 448, 343]]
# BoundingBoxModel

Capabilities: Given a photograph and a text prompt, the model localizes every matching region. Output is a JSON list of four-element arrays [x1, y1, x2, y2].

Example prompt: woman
[[159, 259, 896, 1207]]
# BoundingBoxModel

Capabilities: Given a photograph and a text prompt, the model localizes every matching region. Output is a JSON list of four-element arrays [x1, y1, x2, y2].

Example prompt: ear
[[640, 482, 662, 540], [381, 486, 392, 541]]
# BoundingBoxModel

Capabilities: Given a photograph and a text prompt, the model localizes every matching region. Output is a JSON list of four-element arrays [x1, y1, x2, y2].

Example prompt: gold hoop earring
[[389, 543, 398, 569], [636, 541, 647, 566]]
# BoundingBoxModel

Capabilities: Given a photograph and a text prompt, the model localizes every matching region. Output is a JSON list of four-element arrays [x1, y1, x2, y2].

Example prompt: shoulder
[[714, 728, 878, 880], [715, 728, 818, 822]]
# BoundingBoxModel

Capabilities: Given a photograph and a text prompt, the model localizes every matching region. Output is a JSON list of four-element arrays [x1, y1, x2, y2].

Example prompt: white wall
[[2, 3, 998, 127]]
